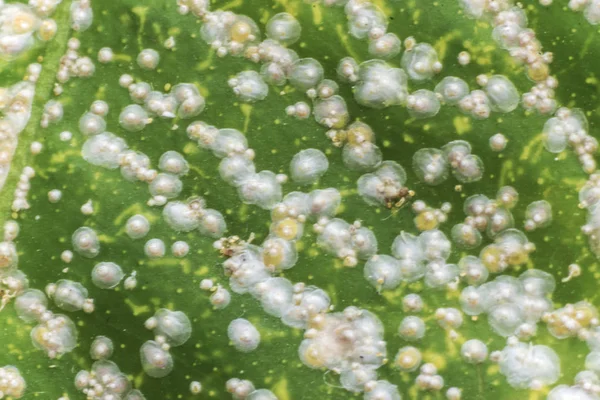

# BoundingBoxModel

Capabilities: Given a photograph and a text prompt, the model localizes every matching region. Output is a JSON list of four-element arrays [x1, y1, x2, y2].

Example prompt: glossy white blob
[[228, 318, 261, 352], [290, 148, 329, 185]]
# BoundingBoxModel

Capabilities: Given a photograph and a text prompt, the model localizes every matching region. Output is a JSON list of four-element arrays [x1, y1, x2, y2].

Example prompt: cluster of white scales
[[1, 0, 600, 399]]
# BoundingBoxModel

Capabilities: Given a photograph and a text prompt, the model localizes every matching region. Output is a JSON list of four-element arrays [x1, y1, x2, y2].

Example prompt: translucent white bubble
[[270, 216, 302, 244], [170, 82, 197, 103], [454, 154, 484, 183], [317, 218, 352, 256], [199, 209, 227, 238], [71, 1, 93, 32], [267, 216, 302, 245], [219, 155, 256, 186], [364, 254, 402, 290], [340, 365, 377, 393], [392, 231, 424, 260], [119, 150, 150, 182], [407, 89, 441, 119], [172, 84, 204, 118], [488, 303, 524, 337], [158, 151, 189, 176], [315, 79, 339, 100], [402, 293, 424, 313], [137, 49, 160, 70], [129, 82, 151, 103], [419, 229, 451, 261], [401, 43, 441, 81], [547, 385, 597, 400], [489, 133, 508, 152], [15, 289, 47, 323], [342, 142, 383, 171], [210, 285, 231, 310], [90, 336, 114, 360], [358, 160, 408, 207], [79, 112, 106, 136], [585, 351, 600, 375], [146, 91, 178, 118], [412, 148, 449, 185], [288, 58, 324, 91], [251, 277, 293, 318], [521, 296, 552, 323], [308, 188, 341, 218], [464, 194, 491, 216], [542, 117, 568, 153], [149, 173, 182, 199], [237, 171, 282, 209], [337, 56, 360, 83], [126, 214, 150, 239], [226, 378, 256, 399], [150, 309, 192, 346], [91, 262, 124, 289], [368, 33, 401, 60], [282, 287, 330, 329], [119, 105, 148, 132], [498, 342, 560, 389], [460, 286, 485, 316], [0, 241, 18, 270], [434, 76, 469, 105], [519, 269, 555, 297], [353, 226, 378, 260], [261, 61, 288, 86], [228, 318, 261, 352], [262, 237, 298, 270], [51, 279, 88, 312], [461, 339, 488, 364], [443, 140, 471, 165], [436, 307, 463, 329], [485, 75, 519, 113], [163, 201, 200, 232], [451, 223, 482, 249], [458, 255, 488, 285], [491, 8, 527, 49], [459, 0, 488, 17], [394, 346, 422, 372], [31, 314, 77, 357], [364, 380, 401, 400], [290, 148, 329, 185], [266, 13, 301, 45], [0, 270, 28, 295], [82, 132, 127, 169], [72, 227, 100, 258], [273, 191, 310, 221], [144, 238, 166, 259], [140, 340, 173, 378], [212, 128, 248, 158], [247, 389, 278, 400], [313, 95, 349, 129], [525, 200, 552, 230], [354, 60, 408, 108], [585, 0, 600, 24], [398, 316, 426, 341], [346, 1, 387, 39], [397, 258, 426, 282], [425, 261, 459, 289], [459, 90, 491, 119], [0, 366, 25, 398], [230, 71, 269, 102]]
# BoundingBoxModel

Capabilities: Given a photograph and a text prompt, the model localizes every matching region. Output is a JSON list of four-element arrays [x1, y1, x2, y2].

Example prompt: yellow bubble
[[414, 210, 438, 231], [273, 218, 299, 241], [230, 21, 252, 42]]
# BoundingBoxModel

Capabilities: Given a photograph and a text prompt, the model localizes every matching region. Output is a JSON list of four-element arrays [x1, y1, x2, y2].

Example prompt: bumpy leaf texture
[[1, 0, 600, 399]]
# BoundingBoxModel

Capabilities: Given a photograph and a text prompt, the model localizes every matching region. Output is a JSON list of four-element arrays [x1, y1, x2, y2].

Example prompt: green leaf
[[1, 0, 599, 399]]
